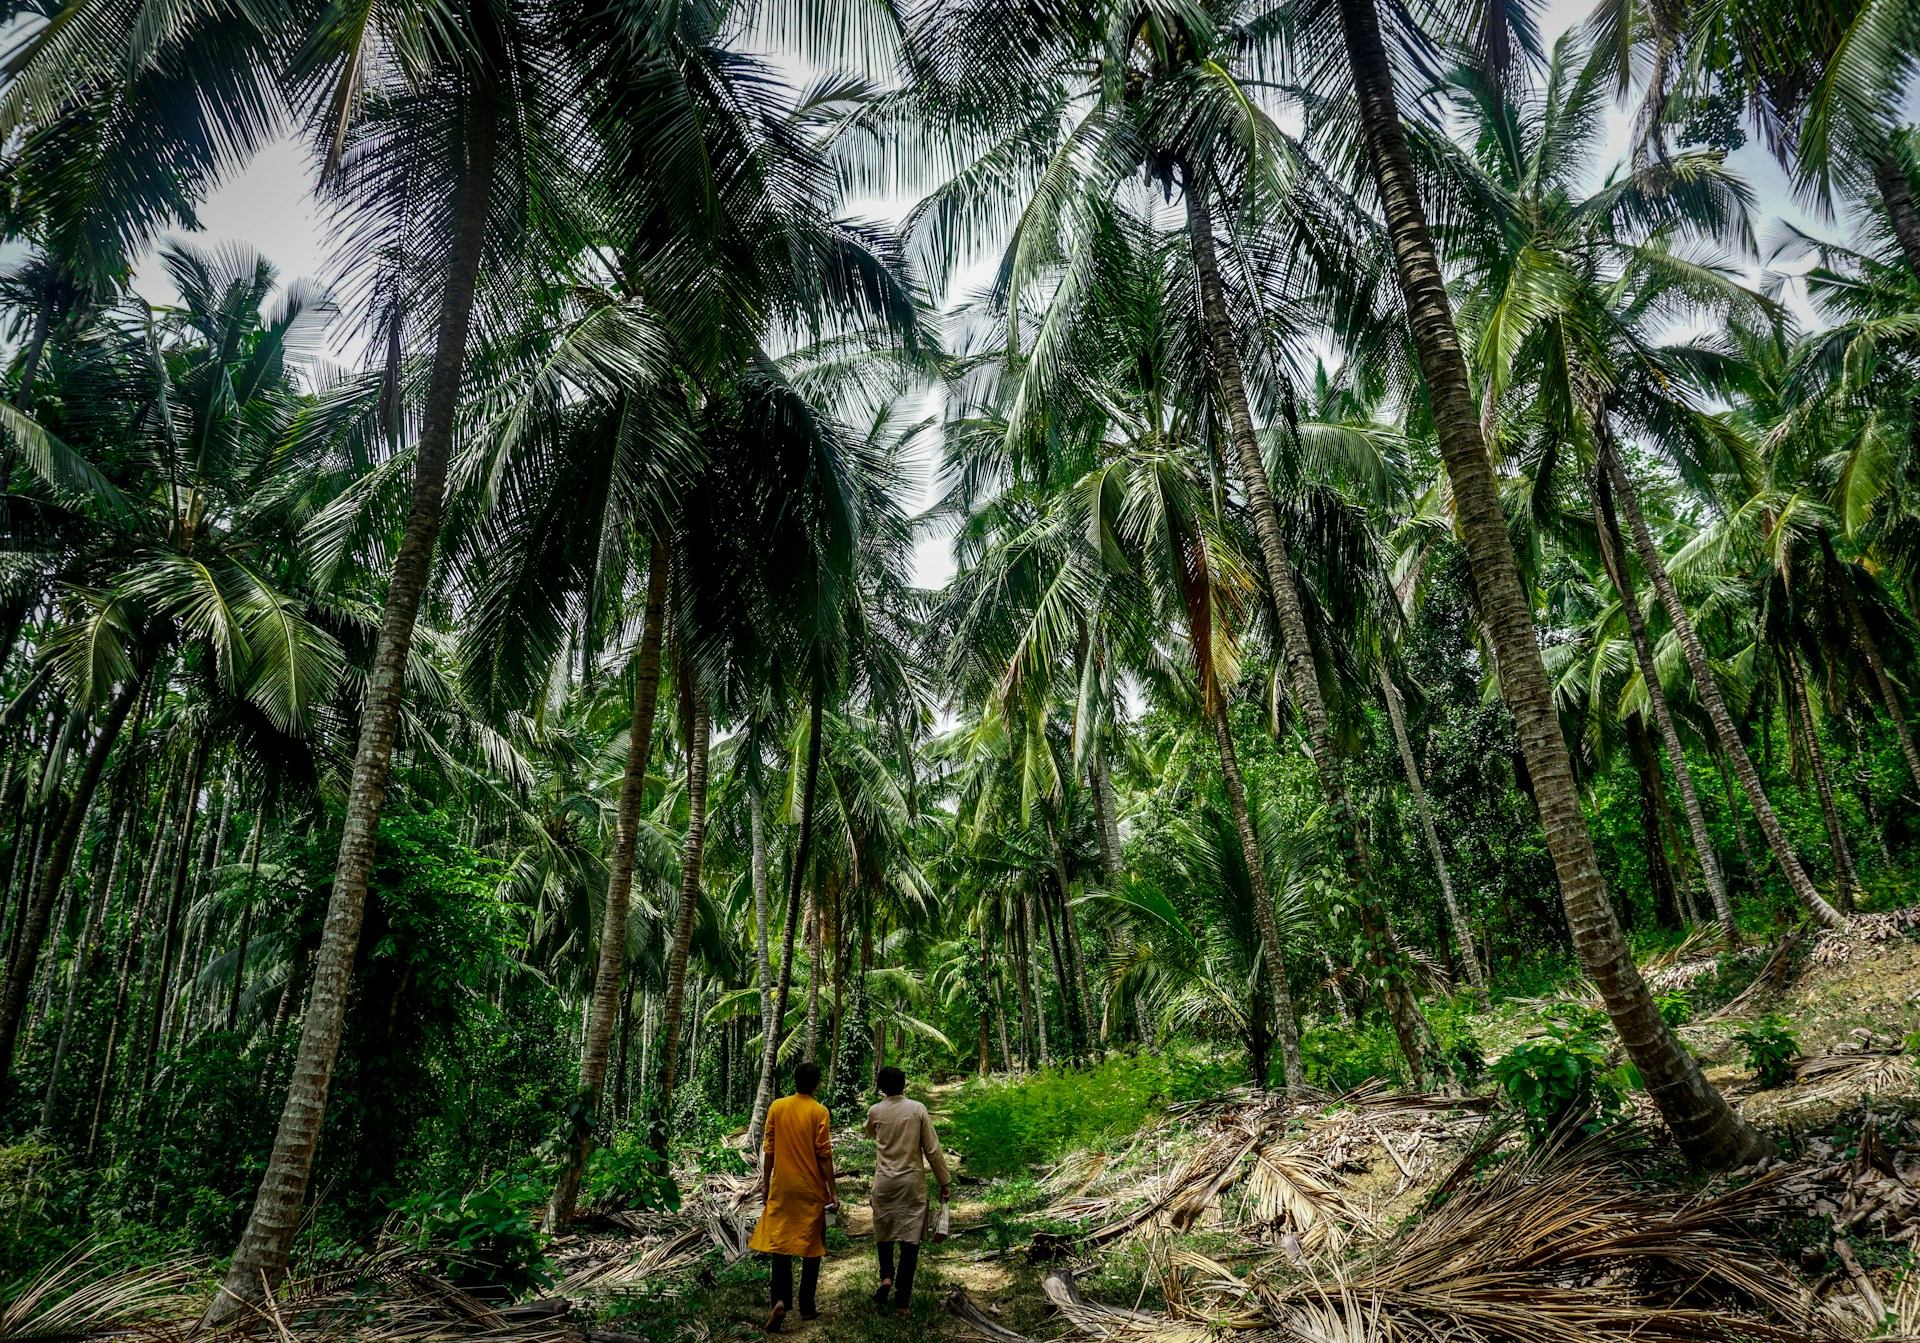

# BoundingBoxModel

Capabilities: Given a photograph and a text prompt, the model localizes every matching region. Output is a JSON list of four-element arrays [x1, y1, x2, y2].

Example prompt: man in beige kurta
[[862, 1065, 950, 1316]]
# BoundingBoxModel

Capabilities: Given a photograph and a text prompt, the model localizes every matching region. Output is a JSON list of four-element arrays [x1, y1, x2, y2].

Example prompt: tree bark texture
[[1336, 0, 1769, 1168], [1592, 467, 1737, 943], [1601, 447, 1843, 930], [1379, 669, 1490, 1008], [656, 690, 711, 1133], [1211, 704, 1304, 1089], [1784, 651, 1856, 915], [1873, 152, 1920, 276], [1187, 174, 1432, 1081], [546, 538, 668, 1228], [208, 89, 498, 1324], [747, 690, 823, 1155]]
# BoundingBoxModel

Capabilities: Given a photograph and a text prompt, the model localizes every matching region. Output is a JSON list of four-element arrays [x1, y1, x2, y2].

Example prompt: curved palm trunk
[[1600, 447, 1844, 930], [1211, 704, 1304, 1089], [1379, 670, 1490, 1008], [655, 688, 712, 1142], [546, 540, 668, 1228], [1823, 535, 1920, 797], [1784, 651, 1856, 915], [1335, 0, 1769, 1168], [207, 95, 497, 1326], [1872, 153, 1920, 276], [0, 674, 140, 1090], [1592, 467, 1737, 944], [747, 690, 823, 1155], [1187, 176, 1433, 1082]]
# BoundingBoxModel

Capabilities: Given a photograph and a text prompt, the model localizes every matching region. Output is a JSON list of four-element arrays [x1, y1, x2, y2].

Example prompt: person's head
[[877, 1065, 906, 1097], [793, 1060, 822, 1096]]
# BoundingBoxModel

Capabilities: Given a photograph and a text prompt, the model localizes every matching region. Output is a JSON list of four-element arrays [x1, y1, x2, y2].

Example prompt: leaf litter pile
[[946, 1085, 1901, 1343]]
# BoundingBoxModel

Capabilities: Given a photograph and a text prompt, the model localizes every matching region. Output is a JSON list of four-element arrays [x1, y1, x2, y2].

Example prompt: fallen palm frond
[[1791, 1049, 1918, 1105], [969, 1133, 1842, 1343], [1810, 907, 1920, 969], [1705, 933, 1803, 1021], [0, 1242, 200, 1340]]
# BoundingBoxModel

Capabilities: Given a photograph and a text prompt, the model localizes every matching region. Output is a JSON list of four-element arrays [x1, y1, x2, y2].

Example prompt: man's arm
[[761, 1149, 774, 1204], [923, 1110, 952, 1202]]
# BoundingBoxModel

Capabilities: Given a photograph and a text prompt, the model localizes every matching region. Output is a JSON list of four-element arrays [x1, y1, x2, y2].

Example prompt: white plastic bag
[[924, 1202, 950, 1244]]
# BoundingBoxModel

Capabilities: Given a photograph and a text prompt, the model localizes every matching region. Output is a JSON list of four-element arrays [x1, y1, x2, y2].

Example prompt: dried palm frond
[[1642, 925, 1718, 971], [0, 1242, 201, 1340], [1055, 1134, 1835, 1343], [1705, 933, 1803, 1022], [1791, 1051, 1918, 1104], [1241, 1149, 1368, 1254]]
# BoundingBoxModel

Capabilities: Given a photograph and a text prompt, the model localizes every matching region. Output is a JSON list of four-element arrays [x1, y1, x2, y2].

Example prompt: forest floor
[[588, 913, 1920, 1342]]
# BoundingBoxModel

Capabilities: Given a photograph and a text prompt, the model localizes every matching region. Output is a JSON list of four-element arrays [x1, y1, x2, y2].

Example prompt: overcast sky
[[129, 0, 1832, 591]]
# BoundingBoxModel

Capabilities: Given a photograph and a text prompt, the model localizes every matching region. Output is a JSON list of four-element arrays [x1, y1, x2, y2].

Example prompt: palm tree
[[1320, 0, 1771, 1164]]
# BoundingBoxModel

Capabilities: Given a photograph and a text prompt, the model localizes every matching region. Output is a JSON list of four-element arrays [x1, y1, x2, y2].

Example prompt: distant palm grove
[[2, 0, 1919, 1319]]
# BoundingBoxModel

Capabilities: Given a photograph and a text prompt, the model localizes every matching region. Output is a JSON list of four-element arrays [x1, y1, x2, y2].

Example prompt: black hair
[[876, 1065, 906, 1096], [794, 1060, 823, 1095]]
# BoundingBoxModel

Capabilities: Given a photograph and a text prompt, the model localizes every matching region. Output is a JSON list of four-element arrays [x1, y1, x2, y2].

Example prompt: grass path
[[603, 1083, 1058, 1342]]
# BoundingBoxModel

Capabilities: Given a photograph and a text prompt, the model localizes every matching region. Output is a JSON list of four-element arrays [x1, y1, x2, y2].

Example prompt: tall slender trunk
[[1024, 894, 1051, 1068], [1872, 152, 1920, 276], [747, 689, 823, 1155], [227, 809, 266, 1031], [1628, 713, 1683, 927], [1379, 669, 1490, 1008], [804, 884, 823, 1063], [42, 793, 131, 1129], [1211, 703, 1304, 1089], [1009, 913, 1034, 1070], [1600, 447, 1842, 930], [1784, 652, 1856, 914], [655, 688, 711, 1143], [1089, 747, 1123, 884], [1187, 174, 1431, 1080], [546, 539, 667, 1228], [140, 741, 209, 1096], [1714, 742, 1761, 890], [1823, 534, 1920, 797], [1593, 461, 1737, 943], [992, 939, 1013, 1069], [0, 674, 139, 1089], [208, 88, 499, 1324], [1042, 811, 1091, 1058], [751, 786, 773, 1049], [1035, 876, 1071, 1063], [1336, 0, 1768, 1167]]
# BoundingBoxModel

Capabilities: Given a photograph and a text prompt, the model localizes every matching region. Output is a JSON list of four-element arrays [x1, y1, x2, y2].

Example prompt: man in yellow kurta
[[748, 1060, 838, 1332]]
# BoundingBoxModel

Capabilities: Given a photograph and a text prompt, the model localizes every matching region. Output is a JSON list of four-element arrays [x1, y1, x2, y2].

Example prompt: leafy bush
[[946, 1053, 1242, 1176], [1300, 1021, 1407, 1091], [585, 1139, 681, 1212], [395, 1173, 554, 1297], [1733, 1017, 1800, 1089], [1655, 990, 1693, 1028], [1490, 1016, 1624, 1142]]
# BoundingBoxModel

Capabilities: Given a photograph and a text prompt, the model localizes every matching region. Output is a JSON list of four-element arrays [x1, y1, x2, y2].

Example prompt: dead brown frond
[[0, 1241, 201, 1340], [1027, 1134, 1838, 1343], [1791, 1049, 1918, 1105]]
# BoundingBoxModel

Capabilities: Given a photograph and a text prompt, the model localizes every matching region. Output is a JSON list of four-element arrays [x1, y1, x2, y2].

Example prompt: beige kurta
[[863, 1094, 951, 1243]]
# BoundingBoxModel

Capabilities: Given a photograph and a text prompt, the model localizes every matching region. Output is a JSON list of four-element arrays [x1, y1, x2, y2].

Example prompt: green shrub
[[1300, 1021, 1406, 1092], [1733, 1017, 1799, 1089], [1490, 1016, 1624, 1142], [395, 1173, 554, 1297], [1655, 990, 1693, 1028], [945, 1054, 1242, 1176], [585, 1138, 681, 1213]]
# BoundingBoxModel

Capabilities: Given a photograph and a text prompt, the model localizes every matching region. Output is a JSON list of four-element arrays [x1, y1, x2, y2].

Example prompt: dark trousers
[[770, 1254, 819, 1314], [877, 1240, 920, 1309]]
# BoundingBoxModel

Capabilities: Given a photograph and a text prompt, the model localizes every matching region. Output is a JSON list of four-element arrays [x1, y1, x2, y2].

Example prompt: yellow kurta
[[748, 1093, 834, 1257]]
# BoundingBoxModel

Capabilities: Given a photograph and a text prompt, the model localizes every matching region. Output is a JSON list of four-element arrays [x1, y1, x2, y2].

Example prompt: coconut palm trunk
[[207, 97, 498, 1325], [1378, 669, 1491, 1008], [1090, 746, 1123, 883], [1598, 446, 1844, 929], [1210, 703, 1305, 1089], [1591, 466, 1737, 943], [1822, 534, 1920, 797], [546, 539, 668, 1228], [0, 673, 140, 1089], [224, 808, 265, 1032], [1334, 0, 1769, 1167], [1783, 651, 1856, 914], [1872, 154, 1920, 276], [747, 689, 823, 1154], [751, 786, 773, 1046], [1186, 173, 1434, 1081], [655, 685, 712, 1141], [141, 739, 210, 1096]]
